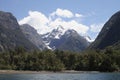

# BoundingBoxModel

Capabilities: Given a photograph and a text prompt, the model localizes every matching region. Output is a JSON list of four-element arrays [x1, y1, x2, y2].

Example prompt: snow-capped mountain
[[42, 25, 65, 39], [20, 23, 91, 52], [41, 25, 90, 51], [42, 25, 65, 48]]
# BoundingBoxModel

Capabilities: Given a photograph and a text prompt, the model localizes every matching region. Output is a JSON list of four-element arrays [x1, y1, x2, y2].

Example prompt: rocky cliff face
[[90, 11, 120, 49], [20, 24, 47, 50], [0, 11, 38, 51]]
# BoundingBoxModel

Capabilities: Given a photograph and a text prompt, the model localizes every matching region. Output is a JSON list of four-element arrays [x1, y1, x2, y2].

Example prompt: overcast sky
[[0, 0, 120, 40]]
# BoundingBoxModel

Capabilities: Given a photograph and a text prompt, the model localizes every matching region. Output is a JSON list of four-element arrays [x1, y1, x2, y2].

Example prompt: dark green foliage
[[100, 47, 120, 71], [0, 47, 120, 72], [0, 49, 65, 71]]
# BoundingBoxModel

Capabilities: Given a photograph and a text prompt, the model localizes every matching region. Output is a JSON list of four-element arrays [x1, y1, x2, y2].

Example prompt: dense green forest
[[0, 47, 120, 72]]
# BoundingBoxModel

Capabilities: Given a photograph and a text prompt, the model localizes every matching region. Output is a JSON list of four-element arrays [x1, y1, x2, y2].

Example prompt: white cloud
[[19, 9, 89, 35], [90, 23, 104, 33], [19, 11, 51, 34], [75, 13, 83, 18], [49, 18, 89, 34], [19, 11, 49, 25], [50, 8, 74, 18]]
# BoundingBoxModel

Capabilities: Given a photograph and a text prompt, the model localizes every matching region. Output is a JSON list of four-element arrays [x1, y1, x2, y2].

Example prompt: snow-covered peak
[[41, 25, 92, 50], [44, 25, 66, 39], [42, 25, 66, 47]]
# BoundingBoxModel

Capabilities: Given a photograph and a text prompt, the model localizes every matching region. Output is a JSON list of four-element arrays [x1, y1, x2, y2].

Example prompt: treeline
[[0, 47, 120, 72]]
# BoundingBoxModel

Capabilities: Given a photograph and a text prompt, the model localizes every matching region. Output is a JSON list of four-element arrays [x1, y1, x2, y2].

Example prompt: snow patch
[[84, 36, 94, 42]]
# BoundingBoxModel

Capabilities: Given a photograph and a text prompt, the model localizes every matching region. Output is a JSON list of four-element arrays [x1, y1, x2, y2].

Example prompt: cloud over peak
[[19, 8, 92, 35], [19, 11, 51, 34]]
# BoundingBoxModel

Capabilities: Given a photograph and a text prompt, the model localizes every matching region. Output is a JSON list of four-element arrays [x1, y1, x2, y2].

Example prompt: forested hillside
[[0, 47, 119, 72]]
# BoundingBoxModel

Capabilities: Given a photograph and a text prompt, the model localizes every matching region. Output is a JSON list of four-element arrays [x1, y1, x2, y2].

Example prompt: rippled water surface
[[0, 72, 120, 80]]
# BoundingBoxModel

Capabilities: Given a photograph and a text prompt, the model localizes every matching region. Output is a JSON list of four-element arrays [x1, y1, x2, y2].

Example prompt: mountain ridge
[[0, 11, 91, 52], [20, 24, 47, 50], [0, 11, 38, 51], [89, 11, 120, 49], [42, 27, 90, 52]]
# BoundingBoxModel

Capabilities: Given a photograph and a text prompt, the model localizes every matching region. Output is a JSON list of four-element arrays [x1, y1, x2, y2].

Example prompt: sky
[[0, 0, 120, 40]]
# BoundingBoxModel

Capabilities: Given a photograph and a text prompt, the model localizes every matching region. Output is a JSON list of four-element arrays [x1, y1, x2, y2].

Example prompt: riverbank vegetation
[[0, 47, 120, 72]]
